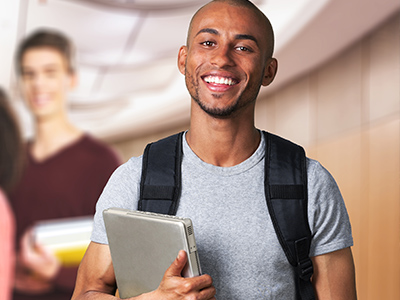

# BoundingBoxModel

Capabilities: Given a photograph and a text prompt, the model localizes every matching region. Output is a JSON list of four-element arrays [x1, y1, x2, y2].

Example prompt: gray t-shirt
[[92, 132, 353, 299]]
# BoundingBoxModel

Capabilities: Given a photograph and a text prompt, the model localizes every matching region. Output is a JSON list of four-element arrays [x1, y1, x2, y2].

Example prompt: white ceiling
[[0, 0, 399, 141]]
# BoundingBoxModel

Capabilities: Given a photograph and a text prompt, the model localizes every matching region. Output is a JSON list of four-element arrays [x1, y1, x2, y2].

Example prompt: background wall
[[255, 11, 399, 300], [110, 11, 400, 299]]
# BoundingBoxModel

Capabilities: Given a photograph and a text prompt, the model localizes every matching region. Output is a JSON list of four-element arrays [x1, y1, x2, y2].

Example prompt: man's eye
[[236, 46, 250, 52], [45, 70, 57, 77], [22, 72, 33, 79], [202, 41, 215, 47]]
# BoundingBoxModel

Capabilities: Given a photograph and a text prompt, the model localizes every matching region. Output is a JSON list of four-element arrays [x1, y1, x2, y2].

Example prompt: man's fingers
[[197, 274, 214, 291], [165, 250, 188, 277], [193, 277, 216, 300], [20, 229, 32, 251], [199, 286, 217, 300], [157, 250, 216, 299]]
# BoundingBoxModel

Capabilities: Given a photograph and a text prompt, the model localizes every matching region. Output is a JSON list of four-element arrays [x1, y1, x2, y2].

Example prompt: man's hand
[[14, 265, 53, 294], [72, 243, 215, 300], [15, 228, 61, 294], [150, 250, 216, 300]]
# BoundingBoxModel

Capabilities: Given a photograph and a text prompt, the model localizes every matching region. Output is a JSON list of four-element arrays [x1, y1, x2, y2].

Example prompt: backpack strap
[[138, 132, 184, 215], [264, 131, 315, 300]]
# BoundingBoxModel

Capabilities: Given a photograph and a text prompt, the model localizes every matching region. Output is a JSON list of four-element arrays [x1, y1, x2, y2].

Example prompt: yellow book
[[33, 216, 93, 266]]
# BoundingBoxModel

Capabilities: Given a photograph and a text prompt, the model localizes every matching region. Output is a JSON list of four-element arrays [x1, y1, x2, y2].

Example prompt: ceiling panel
[[26, 0, 140, 65], [1, 0, 398, 142], [96, 57, 177, 96], [77, 0, 207, 11], [124, 11, 192, 65]]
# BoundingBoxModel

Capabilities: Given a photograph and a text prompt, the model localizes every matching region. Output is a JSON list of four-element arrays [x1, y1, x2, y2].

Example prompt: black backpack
[[138, 131, 315, 300]]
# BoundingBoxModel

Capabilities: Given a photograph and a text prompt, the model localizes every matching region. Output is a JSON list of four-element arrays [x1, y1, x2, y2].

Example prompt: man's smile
[[202, 75, 238, 86], [31, 93, 51, 107], [201, 73, 240, 93]]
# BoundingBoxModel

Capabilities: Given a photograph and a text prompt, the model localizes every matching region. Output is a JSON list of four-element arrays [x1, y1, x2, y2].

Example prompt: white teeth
[[204, 76, 235, 86], [34, 94, 50, 105]]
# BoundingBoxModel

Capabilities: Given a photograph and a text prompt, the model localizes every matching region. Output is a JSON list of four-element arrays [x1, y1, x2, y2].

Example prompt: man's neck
[[187, 106, 260, 167], [31, 114, 83, 162]]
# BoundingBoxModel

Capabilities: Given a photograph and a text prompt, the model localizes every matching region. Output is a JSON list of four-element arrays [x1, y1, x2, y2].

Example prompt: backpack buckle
[[296, 258, 313, 281]]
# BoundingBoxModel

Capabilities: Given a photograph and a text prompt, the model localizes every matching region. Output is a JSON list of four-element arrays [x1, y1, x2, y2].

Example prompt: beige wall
[[111, 11, 400, 298], [256, 12, 400, 299]]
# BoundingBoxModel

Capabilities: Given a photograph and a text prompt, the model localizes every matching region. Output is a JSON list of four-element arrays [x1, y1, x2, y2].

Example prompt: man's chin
[[198, 102, 237, 118]]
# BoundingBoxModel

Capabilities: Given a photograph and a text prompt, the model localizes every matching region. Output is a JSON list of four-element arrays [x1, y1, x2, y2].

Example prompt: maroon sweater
[[10, 134, 121, 300]]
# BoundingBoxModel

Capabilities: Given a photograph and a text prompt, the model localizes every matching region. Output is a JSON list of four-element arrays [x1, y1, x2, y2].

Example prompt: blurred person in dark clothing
[[0, 87, 24, 300], [10, 29, 121, 300]]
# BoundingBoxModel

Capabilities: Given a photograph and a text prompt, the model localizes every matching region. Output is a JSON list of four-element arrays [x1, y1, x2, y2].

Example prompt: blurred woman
[[0, 87, 24, 300]]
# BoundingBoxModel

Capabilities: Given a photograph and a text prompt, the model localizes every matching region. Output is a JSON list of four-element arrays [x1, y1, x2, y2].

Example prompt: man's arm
[[311, 247, 357, 300], [72, 242, 216, 300], [72, 242, 117, 299]]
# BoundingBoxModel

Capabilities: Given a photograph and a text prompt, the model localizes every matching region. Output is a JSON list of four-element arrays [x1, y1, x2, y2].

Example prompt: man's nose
[[210, 45, 235, 68], [32, 73, 45, 89]]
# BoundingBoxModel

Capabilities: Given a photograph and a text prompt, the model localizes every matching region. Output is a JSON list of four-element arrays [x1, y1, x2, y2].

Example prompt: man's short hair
[[16, 28, 76, 75]]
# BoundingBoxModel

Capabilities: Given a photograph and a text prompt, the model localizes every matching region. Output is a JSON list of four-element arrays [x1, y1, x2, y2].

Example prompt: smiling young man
[[72, 1, 357, 299], [10, 30, 121, 300]]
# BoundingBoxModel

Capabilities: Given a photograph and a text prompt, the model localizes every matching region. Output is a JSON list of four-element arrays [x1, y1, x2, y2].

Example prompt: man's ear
[[262, 58, 278, 86], [68, 72, 78, 90], [177, 45, 187, 75], [70, 72, 78, 89]]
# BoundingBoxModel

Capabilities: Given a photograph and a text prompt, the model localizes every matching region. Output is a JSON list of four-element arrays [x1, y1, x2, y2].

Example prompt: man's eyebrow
[[195, 28, 219, 37], [21, 64, 62, 74], [195, 29, 259, 46], [22, 63, 59, 69], [43, 64, 61, 70], [235, 34, 259, 46]]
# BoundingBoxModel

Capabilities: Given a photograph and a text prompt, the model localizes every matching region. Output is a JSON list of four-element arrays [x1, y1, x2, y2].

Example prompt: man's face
[[19, 47, 76, 120], [178, 2, 276, 118]]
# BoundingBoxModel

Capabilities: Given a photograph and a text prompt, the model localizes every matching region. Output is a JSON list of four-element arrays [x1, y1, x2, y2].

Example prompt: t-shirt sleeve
[[306, 159, 354, 257], [91, 156, 142, 244]]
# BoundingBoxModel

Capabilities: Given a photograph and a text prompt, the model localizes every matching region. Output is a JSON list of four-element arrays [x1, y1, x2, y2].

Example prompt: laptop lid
[[103, 207, 201, 299]]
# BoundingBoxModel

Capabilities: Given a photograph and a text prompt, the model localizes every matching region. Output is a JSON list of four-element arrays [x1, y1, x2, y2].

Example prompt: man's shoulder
[[78, 134, 121, 164], [80, 134, 113, 152], [306, 158, 335, 183], [306, 157, 321, 173], [109, 155, 143, 182]]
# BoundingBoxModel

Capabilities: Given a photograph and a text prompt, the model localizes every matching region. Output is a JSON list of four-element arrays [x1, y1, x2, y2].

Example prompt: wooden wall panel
[[274, 77, 311, 146], [368, 15, 400, 122], [366, 119, 400, 299], [255, 94, 276, 133], [311, 131, 367, 298], [315, 44, 363, 140]]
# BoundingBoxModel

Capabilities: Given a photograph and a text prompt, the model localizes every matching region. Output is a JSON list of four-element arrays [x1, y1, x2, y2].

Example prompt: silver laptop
[[103, 207, 202, 299]]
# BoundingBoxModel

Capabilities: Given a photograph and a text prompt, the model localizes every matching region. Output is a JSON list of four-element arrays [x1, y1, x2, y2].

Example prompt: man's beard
[[185, 71, 255, 118], [193, 93, 239, 118]]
